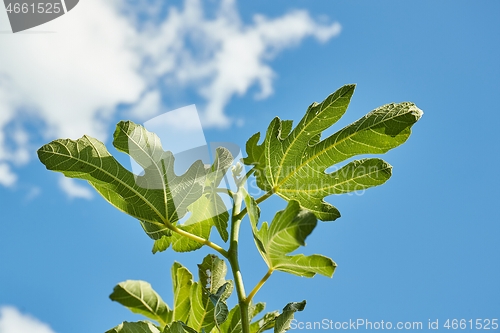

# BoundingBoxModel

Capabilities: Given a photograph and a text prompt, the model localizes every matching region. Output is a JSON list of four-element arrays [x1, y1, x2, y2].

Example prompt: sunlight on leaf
[[244, 84, 423, 220], [38, 121, 234, 252], [109, 280, 172, 326]]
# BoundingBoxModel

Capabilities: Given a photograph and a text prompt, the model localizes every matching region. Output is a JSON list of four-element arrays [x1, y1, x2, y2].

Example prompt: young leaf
[[219, 302, 267, 333], [244, 84, 423, 221], [187, 254, 233, 332], [151, 193, 229, 253], [172, 262, 194, 323], [38, 134, 174, 224], [198, 254, 229, 294], [217, 305, 242, 333], [106, 321, 162, 333], [163, 322, 198, 333], [274, 301, 306, 333], [188, 282, 214, 332], [249, 199, 336, 278], [109, 280, 172, 326], [250, 311, 279, 333], [184, 192, 229, 242], [209, 283, 230, 329]]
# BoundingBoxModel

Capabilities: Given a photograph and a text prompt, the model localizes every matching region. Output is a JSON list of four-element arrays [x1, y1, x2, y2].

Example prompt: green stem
[[227, 190, 251, 333], [235, 189, 274, 221], [215, 187, 234, 199], [246, 268, 274, 304], [255, 190, 274, 204], [169, 224, 228, 258], [243, 168, 255, 181]]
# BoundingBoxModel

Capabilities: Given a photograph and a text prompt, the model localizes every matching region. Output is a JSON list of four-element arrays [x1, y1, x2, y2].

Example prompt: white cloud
[[0, 163, 17, 187], [138, 0, 341, 127], [58, 177, 93, 200], [127, 89, 162, 121], [0, 0, 145, 194], [25, 186, 42, 202], [0, 0, 341, 195], [0, 306, 56, 333], [0, 0, 144, 140]]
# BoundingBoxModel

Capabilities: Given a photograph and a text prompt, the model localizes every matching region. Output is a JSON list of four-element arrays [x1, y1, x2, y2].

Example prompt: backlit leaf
[[38, 121, 233, 250], [172, 262, 193, 323], [244, 84, 423, 220], [188, 254, 232, 332], [245, 194, 336, 278], [106, 321, 161, 333], [274, 301, 306, 333], [109, 280, 171, 326]]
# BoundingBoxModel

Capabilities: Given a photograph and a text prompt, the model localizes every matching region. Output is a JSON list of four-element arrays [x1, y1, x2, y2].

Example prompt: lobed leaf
[[38, 121, 234, 252], [244, 190, 336, 278], [244, 84, 423, 220]]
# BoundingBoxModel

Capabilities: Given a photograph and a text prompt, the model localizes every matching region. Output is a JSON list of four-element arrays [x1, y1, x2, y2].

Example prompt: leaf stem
[[169, 224, 228, 258], [243, 168, 255, 180], [215, 187, 234, 199], [227, 190, 251, 333], [235, 189, 274, 221], [246, 268, 273, 304], [255, 190, 274, 205]]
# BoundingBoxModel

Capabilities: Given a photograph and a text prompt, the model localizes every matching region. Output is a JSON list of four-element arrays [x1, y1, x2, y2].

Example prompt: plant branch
[[246, 268, 273, 304], [227, 190, 250, 333], [215, 187, 234, 199]]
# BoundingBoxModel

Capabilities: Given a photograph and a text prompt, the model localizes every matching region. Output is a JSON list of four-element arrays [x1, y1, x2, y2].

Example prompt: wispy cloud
[[0, 163, 17, 187], [0, 306, 56, 333], [58, 177, 93, 200], [0, 0, 341, 196], [135, 0, 341, 127]]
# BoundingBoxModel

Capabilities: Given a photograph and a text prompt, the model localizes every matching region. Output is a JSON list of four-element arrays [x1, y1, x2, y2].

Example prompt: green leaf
[[250, 302, 266, 319], [250, 311, 279, 333], [198, 254, 230, 295], [172, 262, 193, 323], [217, 305, 243, 333], [106, 321, 162, 333], [188, 282, 215, 332], [209, 283, 230, 329], [152, 236, 171, 254], [241, 188, 265, 255], [244, 84, 423, 221], [188, 255, 232, 332], [38, 121, 233, 250], [163, 322, 198, 333], [150, 148, 233, 253], [274, 301, 306, 333], [109, 280, 171, 326], [248, 198, 336, 278], [38, 134, 171, 224], [219, 302, 267, 333], [183, 190, 229, 243]]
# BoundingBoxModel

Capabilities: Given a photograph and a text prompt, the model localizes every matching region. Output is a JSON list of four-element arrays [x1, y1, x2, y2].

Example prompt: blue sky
[[1, 1, 499, 332]]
